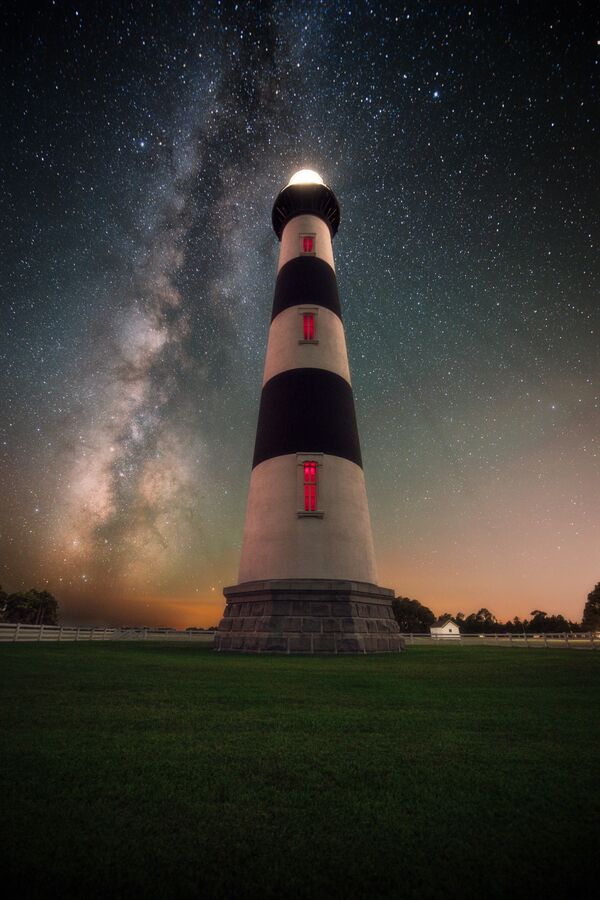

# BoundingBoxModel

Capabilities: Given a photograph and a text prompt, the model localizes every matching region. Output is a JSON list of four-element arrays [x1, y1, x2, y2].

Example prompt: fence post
[[76, 627, 80, 642], [524, 632, 529, 648], [566, 634, 571, 650], [13, 623, 20, 643], [58, 627, 63, 642], [543, 634, 548, 649], [590, 634, 596, 651], [103, 627, 107, 641], [38, 624, 44, 643]]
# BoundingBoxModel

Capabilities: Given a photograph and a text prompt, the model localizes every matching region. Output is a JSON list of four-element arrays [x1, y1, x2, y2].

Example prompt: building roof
[[432, 616, 458, 628]]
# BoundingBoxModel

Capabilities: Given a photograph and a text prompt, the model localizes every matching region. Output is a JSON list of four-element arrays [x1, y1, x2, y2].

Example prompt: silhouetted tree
[[529, 610, 548, 632], [2, 593, 29, 623], [392, 597, 435, 633], [528, 610, 575, 633], [2, 589, 58, 625], [582, 583, 600, 632], [548, 615, 574, 633], [462, 608, 498, 633]]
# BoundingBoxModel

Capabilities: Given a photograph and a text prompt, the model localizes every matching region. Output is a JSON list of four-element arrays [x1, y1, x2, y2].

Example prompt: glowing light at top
[[287, 169, 324, 186]]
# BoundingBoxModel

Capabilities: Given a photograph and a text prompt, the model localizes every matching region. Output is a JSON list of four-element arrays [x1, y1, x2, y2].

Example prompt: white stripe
[[277, 214, 336, 273], [262, 305, 351, 386], [238, 453, 378, 584]]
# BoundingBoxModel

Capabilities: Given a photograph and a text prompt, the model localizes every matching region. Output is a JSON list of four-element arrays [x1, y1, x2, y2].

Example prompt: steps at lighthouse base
[[215, 580, 405, 654]]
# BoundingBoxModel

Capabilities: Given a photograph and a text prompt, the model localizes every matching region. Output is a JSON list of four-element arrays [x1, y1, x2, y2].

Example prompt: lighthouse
[[215, 170, 404, 653]]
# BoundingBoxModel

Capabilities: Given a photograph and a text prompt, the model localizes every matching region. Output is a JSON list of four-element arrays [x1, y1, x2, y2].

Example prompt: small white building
[[430, 617, 461, 640]]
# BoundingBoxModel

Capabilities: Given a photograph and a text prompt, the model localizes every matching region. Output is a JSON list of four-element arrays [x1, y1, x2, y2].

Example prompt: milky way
[[1, 2, 599, 625]]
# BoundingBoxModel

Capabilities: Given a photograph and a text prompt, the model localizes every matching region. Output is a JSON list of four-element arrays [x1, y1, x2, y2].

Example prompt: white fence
[[400, 632, 598, 650], [0, 623, 216, 643], [1, 624, 597, 650]]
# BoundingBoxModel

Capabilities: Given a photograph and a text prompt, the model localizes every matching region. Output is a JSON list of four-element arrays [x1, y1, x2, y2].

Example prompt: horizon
[[0, 582, 590, 631]]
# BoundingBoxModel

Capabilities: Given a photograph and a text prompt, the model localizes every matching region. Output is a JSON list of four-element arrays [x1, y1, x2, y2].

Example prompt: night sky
[[2, 1, 599, 627]]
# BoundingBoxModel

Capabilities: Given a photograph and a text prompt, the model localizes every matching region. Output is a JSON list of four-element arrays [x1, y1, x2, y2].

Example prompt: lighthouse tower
[[215, 170, 404, 653]]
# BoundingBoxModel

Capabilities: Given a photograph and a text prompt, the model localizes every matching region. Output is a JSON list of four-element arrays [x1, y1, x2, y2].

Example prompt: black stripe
[[252, 368, 363, 469], [271, 256, 342, 322]]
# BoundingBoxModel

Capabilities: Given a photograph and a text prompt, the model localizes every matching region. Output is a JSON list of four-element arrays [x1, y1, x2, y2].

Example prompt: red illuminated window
[[303, 461, 318, 512], [301, 234, 315, 254], [303, 312, 315, 341]]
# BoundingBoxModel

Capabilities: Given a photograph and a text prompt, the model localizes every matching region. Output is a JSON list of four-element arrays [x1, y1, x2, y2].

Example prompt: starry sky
[[2, 0, 599, 627]]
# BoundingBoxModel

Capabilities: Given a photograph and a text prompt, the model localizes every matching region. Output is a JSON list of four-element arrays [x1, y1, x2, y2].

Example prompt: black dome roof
[[271, 182, 340, 240]]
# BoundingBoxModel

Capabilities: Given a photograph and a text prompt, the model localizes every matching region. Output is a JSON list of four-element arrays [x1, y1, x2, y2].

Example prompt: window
[[300, 234, 315, 254], [303, 461, 318, 512], [303, 312, 315, 341], [297, 454, 324, 517], [298, 308, 318, 344]]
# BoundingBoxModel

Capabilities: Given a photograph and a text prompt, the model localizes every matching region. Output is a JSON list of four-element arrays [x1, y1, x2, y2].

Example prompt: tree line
[[392, 583, 600, 634], [2, 583, 600, 633]]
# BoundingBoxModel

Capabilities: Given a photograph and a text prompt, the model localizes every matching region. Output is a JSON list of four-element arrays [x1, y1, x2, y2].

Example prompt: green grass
[[0, 644, 598, 899]]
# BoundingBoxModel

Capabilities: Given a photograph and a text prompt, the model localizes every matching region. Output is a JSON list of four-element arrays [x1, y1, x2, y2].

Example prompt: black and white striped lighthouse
[[215, 170, 404, 653]]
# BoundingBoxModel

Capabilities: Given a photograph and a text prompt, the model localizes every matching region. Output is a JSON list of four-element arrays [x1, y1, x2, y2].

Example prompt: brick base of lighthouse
[[214, 580, 405, 654]]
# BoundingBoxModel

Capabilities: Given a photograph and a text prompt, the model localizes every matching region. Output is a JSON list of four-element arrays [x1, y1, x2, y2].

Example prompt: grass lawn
[[0, 644, 598, 899]]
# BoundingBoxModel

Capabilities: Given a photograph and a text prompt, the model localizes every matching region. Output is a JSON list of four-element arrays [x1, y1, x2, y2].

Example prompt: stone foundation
[[214, 579, 405, 654]]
